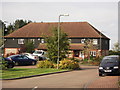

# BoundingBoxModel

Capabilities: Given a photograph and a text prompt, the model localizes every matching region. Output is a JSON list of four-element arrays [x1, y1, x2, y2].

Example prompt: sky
[[0, 0, 119, 50]]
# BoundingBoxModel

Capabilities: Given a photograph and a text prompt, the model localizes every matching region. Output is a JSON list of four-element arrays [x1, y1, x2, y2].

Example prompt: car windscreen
[[101, 57, 119, 64], [34, 51, 42, 54]]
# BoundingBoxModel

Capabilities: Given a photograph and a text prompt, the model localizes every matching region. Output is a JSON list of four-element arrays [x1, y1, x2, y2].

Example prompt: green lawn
[[0, 68, 69, 79]]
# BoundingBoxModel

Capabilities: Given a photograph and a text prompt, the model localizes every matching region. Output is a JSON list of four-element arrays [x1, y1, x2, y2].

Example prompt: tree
[[19, 39, 35, 53], [45, 27, 69, 63], [83, 39, 97, 60], [5, 23, 14, 35], [13, 19, 27, 30], [109, 42, 120, 55], [5, 19, 32, 35], [25, 39, 35, 53], [112, 42, 120, 52]]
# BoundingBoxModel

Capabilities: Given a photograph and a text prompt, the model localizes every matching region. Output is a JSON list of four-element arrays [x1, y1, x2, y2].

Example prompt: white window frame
[[18, 39, 24, 44], [90, 51, 96, 56], [68, 39, 71, 43], [41, 39, 44, 43], [93, 39, 98, 44], [81, 39, 85, 43], [30, 39, 35, 44]]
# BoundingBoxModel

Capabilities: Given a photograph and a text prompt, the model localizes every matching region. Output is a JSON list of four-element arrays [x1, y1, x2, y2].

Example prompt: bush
[[0, 59, 8, 70], [37, 60, 54, 68], [81, 56, 103, 65], [67, 57, 80, 63], [59, 59, 80, 70]]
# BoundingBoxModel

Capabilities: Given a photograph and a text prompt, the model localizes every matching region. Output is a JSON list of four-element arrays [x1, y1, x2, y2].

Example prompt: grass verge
[[0, 68, 69, 79]]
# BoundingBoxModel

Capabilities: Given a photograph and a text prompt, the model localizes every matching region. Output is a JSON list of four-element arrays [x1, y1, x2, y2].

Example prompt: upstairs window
[[93, 39, 98, 44], [68, 39, 71, 43], [81, 39, 85, 43], [18, 39, 24, 44], [30, 39, 35, 44], [41, 39, 44, 43]]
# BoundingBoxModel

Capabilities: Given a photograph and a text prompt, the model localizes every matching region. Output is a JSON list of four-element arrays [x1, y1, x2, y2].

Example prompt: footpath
[[87, 75, 119, 89]]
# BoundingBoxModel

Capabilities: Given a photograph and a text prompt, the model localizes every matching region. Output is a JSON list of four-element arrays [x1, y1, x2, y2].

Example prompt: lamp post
[[99, 30, 105, 56], [57, 14, 69, 69], [2, 21, 8, 56]]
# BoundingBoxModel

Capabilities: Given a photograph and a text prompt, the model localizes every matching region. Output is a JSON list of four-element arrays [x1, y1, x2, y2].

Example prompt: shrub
[[59, 59, 80, 70], [67, 57, 80, 63], [0, 59, 8, 70], [37, 60, 54, 68]]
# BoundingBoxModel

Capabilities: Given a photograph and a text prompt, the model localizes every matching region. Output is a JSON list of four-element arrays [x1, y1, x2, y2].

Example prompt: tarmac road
[[2, 65, 119, 89]]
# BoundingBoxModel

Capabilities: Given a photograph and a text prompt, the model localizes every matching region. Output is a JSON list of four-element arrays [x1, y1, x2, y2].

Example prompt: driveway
[[2, 65, 119, 89]]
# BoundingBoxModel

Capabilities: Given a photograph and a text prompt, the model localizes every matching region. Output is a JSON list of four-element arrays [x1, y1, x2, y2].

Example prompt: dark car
[[5, 54, 37, 66], [1, 56, 15, 68], [99, 55, 120, 76]]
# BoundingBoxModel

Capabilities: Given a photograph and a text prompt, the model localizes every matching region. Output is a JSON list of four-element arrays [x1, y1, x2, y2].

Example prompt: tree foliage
[[19, 39, 35, 53], [24, 39, 35, 53], [4, 19, 32, 35], [83, 39, 97, 59], [112, 42, 120, 52], [45, 27, 69, 63]]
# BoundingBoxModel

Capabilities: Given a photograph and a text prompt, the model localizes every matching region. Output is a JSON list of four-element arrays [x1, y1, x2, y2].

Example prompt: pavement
[[2, 65, 120, 89], [87, 76, 119, 89]]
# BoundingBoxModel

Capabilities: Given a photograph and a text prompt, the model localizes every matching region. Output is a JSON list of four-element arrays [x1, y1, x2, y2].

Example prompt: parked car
[[33, 50, 47, 60], [99, 55, 120, 76], [0, 56, 15, 68], [5, 54, 37, 66], [22, 53, 39, 60]]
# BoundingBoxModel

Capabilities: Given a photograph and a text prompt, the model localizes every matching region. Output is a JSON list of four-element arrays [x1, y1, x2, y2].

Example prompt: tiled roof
[[38, 43, 85, 50], [4, 22, 109, 39]]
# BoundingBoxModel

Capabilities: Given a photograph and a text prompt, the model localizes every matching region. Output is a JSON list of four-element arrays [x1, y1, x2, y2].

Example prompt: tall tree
[[13, 19, 27, 30], [5, 19, 32, 35], [45, 27, 69, 63]]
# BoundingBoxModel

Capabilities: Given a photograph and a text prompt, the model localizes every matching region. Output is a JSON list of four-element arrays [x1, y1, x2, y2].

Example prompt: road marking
[[32, 86, 38, 90]]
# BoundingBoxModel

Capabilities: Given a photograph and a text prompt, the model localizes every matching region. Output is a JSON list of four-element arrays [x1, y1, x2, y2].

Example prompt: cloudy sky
[[1, 0, 119, 49]]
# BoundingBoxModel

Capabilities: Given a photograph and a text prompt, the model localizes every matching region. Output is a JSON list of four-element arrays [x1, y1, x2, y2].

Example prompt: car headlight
[[114, 66, 119, 69], [99, 67, 103, 69]]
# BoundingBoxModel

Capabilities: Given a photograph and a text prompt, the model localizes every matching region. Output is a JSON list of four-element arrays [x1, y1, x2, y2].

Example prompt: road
[[2, 65, 119, 89]]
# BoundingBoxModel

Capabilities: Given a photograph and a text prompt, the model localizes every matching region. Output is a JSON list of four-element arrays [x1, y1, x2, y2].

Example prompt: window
[[81, 39, 85, 43], [30, 39, 35, 44], [93, 39, 98, 44], [41, 39, 44, 43], [68, 39, 71, 43], [18, 39, 24, 44], [90, 51, 96, 56]]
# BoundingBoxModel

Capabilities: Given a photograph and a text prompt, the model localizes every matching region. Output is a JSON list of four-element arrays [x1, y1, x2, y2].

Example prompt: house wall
[[4, 38, 110, 58]]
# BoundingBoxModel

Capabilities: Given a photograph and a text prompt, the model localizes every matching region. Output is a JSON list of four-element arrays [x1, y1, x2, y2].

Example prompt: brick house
[[4, 22, 110, 59]]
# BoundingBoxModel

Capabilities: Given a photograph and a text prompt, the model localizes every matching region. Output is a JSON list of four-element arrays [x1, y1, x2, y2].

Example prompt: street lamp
[[99, 30, 105, 56], [2, 21, 8, 56], [57, 14, 69, 69]]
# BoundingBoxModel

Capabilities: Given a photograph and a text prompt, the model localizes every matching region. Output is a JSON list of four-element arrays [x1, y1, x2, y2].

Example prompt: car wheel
[[15, 62, 19, 66], [32, 61, 36, 65], [99, 73, 102, 76], [7, 64, 14, 68]]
